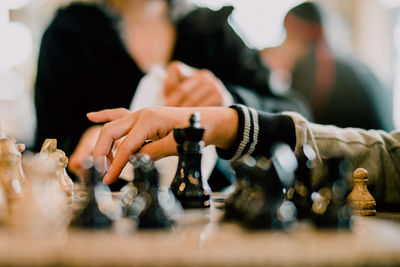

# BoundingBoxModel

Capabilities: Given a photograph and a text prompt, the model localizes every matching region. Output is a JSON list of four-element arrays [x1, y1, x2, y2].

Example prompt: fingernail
[[86, 112, 95, 117], [94, 156, 109, 175], [103, 175, 111, 184]]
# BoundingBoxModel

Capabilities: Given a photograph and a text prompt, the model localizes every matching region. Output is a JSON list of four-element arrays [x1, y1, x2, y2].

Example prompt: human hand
[[68, 108, 130, 179], [68, 125, 102, 178], [164, 61, 228, 107], [87, 106, 238, 184]]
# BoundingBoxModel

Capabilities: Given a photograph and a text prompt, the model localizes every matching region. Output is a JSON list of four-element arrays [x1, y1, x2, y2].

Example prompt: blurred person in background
[[259, 2, 393, 131], [34, 0, 310, 188]]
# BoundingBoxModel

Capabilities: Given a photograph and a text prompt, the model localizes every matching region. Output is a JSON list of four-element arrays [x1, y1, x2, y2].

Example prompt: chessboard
[[0, 200, 399, 267], [1, 116, 400, 266]]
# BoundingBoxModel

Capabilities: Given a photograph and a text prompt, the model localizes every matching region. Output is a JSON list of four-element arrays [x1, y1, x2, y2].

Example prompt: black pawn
[[129, 154, 173, 229], [171, 112, 210, 209], [71, 167, 112, 229]]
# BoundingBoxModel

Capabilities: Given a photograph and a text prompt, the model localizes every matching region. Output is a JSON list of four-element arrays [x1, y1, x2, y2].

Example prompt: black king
[[170, 112, 211, 209]]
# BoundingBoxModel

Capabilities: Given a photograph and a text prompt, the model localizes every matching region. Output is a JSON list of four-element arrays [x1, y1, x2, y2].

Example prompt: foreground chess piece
[[0, 186, 7, 224], [40, 139, 74, 196], [288, 144, 316, 221], [0, 137, 25, 211], [310, 158, 352, 229], [171, 112, 210, 209], [8, 154, 70, 234], [70, 166, 113, 229], [347, 168, 376, 216], [224, 148, 297, 230], [127, 154, 175, 229]]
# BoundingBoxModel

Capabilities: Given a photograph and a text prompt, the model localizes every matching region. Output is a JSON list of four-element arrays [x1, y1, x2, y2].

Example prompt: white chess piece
[[0, 137, 25, 205], [8, 154, 70, 234], [40, 139, 74, 196]]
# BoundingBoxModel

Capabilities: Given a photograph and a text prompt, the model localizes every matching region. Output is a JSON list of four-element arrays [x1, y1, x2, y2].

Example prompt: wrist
[[199, 107, 238, 150], [212, 108, 238, 150]]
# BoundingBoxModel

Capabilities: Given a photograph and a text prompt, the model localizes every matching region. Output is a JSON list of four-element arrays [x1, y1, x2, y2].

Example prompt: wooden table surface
[[1, 204, 400, 267]]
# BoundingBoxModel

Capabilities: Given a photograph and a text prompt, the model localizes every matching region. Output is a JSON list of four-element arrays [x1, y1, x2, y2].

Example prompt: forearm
[[289, 112, 400, 206], [216, 105, 400, 206]]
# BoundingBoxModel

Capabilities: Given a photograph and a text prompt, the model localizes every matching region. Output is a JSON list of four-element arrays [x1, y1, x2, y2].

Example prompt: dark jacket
[[34, 3, 274, 155]]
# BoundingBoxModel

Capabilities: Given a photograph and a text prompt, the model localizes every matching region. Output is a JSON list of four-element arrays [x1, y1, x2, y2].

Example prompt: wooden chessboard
[[0, 203, 399, 267]]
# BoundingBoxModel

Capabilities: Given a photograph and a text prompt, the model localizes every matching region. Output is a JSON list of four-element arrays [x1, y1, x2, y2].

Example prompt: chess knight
[[40, 139, 74, 195]]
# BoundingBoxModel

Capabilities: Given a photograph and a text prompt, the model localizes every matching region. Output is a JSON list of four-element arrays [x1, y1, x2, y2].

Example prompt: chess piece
[[310, 158, 352, 229], [224, 152, 296, 230], [287, 144, 316, 220], [0, 137, 25, 208], [0, 186, 7, 224], [171, 112, 210, 209], [170, 128, 185, 195], [346, 168, 376, 216], [40, 139, 74, 196], [8, 154, 70, 234], [71, 166, 112, 229], [128, 154, 174, 229], [223, 155, 254, 222]]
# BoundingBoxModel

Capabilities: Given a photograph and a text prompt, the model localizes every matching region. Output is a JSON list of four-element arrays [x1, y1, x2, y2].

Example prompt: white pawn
[[347, 168, 376, 216]]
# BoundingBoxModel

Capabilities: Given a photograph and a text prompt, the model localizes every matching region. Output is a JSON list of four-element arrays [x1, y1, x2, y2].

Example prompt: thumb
[[138, 132, 177, 161]]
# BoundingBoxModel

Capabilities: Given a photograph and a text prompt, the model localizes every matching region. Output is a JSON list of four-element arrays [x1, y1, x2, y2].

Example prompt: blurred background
[[1, 0, 399, 147]]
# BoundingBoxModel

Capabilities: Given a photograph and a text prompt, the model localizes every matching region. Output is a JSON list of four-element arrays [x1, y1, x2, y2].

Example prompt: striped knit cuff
[[216, 104, 259, 160], [216, 105, 296, 160]]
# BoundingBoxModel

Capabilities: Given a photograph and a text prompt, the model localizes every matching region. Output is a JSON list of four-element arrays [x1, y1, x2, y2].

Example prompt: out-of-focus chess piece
[[347, 168, 376, 216], [224, 144, 297, 230], [310, 158, 352, 229], [127, 154, 177, 229], [0, 137, 25, 209], [171, 112, 210, 209], [40, 139, 74, 196], [0, 186, 8, 223], [70, 166, 113, 229], [287, 144, 316, 220], [224, 155, 253, 222], [8, 154, 70, 235]]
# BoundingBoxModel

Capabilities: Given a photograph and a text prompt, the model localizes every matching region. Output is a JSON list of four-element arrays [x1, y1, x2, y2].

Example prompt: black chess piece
[[223, 155, 254, 222], [287, 144, 316, 220], [71, 166, 112, 229], [224, 151, 296, 230], [310, 157, 352, 229], [170, 112, 210, 209], [241, 155, 284, 229], [128, 154, 174, 229], [170, 128, 185, 197]]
